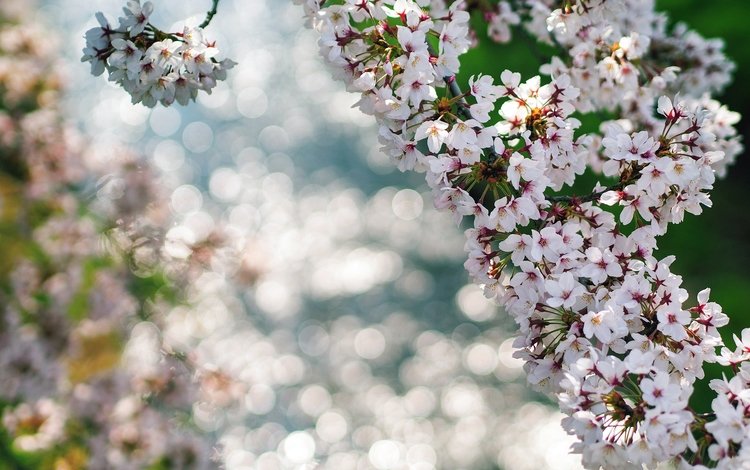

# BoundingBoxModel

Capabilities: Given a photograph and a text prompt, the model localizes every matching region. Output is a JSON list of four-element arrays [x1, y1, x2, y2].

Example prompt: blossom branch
[[301, 1, 745, 467]]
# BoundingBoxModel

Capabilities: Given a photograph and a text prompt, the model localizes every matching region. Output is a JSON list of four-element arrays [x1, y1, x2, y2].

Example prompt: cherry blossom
[[297, 0, 747, 467], [82, 0, 234, 107]]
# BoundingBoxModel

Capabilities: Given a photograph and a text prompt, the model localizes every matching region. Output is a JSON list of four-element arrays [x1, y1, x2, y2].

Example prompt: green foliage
[[68, 257, 113, 322]]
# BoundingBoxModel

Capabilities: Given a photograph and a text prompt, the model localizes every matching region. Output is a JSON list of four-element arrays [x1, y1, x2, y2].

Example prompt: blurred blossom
[[0, 1, 215, 467]]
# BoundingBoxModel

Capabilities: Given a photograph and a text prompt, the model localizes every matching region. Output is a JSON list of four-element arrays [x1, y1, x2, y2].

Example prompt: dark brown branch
[[426, 44, 503, 164]]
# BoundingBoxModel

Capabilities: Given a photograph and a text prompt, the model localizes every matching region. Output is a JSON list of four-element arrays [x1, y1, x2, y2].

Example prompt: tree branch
[[199, 0, 220, 29], [547, 178, 632, 204], [426, 44, 504, 164], [427, 44, 472, 117]]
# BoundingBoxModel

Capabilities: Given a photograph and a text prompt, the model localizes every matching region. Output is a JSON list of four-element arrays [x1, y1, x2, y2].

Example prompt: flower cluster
[[299, 0, 745, 467], [82, 0, 235, 107]]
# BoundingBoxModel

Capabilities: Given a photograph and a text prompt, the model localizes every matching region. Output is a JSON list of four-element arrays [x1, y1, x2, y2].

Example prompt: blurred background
[[0, 0, 746, 468]]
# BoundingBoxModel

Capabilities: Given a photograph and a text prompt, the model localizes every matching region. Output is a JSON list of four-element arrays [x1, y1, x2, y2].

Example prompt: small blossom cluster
[[537, 0, 739, 174], [707, 336, 750, 465], [82, 0, 234, 107], [300, 0, 744, 467]]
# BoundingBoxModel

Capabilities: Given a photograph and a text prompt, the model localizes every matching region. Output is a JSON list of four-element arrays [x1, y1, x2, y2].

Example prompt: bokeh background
[[0, 0, 747, 468]]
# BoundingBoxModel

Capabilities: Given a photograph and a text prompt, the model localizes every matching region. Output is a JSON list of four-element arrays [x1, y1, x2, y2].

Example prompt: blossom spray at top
[[82, 0, 235, 107]]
